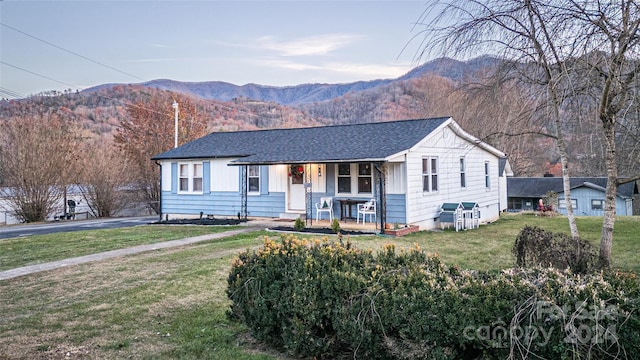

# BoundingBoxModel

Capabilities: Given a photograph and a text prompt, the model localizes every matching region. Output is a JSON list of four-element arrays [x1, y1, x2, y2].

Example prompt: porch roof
[[152, 117, 451, 164]]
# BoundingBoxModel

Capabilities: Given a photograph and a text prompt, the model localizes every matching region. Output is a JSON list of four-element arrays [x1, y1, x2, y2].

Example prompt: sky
[[0, 1, 434, 98]]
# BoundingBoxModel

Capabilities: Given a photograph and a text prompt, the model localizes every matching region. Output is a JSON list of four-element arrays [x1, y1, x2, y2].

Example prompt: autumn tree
[[416, 0, 640, 267], [0, 112, 81, 222], [78, 137, 132, 218], [114, 93, 209, 214]]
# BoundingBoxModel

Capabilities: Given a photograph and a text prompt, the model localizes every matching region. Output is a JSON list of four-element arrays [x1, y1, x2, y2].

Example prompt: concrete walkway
[[0, 226, 261, 281]]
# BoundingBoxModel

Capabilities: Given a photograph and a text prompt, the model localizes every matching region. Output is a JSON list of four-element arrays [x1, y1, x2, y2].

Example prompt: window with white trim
[[591, 199, 604, 210], [337, 164, 351, 193], [178, 162, 203, 193], [559, 198, 577, 209], [336, 163, 373, 195], [460, 157, 466, 188], [358, 163, 372, 194], [422, 157, 438, 192], [248, 165, 260, 193], [484, 161, 490, 189]]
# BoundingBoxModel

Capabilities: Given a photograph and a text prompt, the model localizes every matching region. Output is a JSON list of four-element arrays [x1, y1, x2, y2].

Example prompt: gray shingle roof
[[152, 117, 451, 163], [507, 177, 638, 199]]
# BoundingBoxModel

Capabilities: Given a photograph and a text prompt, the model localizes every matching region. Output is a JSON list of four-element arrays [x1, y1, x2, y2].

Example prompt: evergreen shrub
[[227, 236, 639, 359], [513, 226, 598, 273]]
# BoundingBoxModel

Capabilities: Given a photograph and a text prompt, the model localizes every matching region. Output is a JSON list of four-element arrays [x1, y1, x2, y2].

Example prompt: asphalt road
[[0, 216, 159, 240]]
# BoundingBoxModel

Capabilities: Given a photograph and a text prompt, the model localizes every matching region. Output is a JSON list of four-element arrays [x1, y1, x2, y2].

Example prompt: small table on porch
[[337, 199, 368, 221]]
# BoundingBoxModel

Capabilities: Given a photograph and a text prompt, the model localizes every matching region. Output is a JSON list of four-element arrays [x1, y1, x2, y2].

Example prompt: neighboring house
[[0, 185, 151, 225], [507, 177, 638, 216], [151, 117, 511, 230], [0, 185, 90, 225]]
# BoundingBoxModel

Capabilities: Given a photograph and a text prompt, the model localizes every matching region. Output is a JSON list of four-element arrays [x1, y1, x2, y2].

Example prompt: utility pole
[[172, 100, 179, 148]]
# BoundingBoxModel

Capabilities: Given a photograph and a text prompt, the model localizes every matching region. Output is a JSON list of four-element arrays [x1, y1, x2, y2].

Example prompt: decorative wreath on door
[[289, 165, 305, 178]]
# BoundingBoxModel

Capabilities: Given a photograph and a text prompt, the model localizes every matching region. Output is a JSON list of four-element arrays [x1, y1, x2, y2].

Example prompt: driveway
[[0, 215, 159, 240]]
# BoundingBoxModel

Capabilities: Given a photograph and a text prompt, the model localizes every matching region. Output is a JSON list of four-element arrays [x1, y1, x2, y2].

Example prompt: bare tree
[[0, 112, 81, 222], [416, 0, 640, 267], [114, 93, 209, 214], [78, 137, 131, 218]]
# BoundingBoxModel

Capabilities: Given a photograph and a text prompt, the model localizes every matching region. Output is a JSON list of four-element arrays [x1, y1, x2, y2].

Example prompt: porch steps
[[278, 212, 305, 220]]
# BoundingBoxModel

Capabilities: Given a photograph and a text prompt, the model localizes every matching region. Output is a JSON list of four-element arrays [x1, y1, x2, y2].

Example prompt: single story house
[[151, 117, 512, 230], [0, 185, 90, 225], [507, 177, 638, 216]]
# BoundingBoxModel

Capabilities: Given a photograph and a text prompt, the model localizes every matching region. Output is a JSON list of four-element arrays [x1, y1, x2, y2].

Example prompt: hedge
[[227, 235, 640, 359]]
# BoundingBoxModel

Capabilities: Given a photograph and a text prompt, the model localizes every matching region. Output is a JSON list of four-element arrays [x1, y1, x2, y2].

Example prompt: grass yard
[[354, 213, 640, 273], [0, 214, 638, 359], [0, 225, 242, 271]]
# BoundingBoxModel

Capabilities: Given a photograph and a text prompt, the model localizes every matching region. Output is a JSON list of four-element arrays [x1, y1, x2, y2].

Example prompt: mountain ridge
[[82, 56, 499, 105]]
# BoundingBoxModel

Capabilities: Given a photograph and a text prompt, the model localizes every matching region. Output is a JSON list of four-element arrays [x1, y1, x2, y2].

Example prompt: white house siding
[[386, 162, 407, 194], [211, 159, 240, 192], [161, 161, 172, 192], [499, 175, 508, 212], [405, 125, 502, 230], [268, 164, 288, 193]]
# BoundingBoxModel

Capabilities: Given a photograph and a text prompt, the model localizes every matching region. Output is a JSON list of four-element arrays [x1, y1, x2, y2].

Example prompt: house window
[[422, 157, 438, 192], [591, 199, 604, 210], [484, 161, 490, 189], [358, 163, 372, 194], [336, 163, 373, 195], [248, 165, 260, 193], [460, 157, 466, 188], [178, 162, 203, 193], [508, 198, 522, 210], [337, 164, 351, 193], [558, 198, 577, 209]]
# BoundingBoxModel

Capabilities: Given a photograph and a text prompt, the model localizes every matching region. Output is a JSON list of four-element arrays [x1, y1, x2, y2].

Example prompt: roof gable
[[152, 117, 454, 163]]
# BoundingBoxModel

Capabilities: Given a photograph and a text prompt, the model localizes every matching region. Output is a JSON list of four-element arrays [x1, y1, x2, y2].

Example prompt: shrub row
[[227, 235, 640, 359]]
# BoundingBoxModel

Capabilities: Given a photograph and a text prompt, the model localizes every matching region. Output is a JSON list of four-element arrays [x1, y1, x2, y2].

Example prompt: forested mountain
[[2, 55, 638, 179], [83, 56, 499, 105]]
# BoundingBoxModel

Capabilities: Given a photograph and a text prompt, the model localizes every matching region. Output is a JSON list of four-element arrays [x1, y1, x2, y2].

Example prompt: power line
[[1, 61, 80, 91], [1, 22, 146, 82], [0, 87, 26, 100], [0, 23, 260, 119]]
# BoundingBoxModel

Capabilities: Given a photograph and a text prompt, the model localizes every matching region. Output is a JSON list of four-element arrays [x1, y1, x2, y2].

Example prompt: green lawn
[[354, 213, 640, 273], [0, 225, 242, 271], [0, 214, 638, 359]]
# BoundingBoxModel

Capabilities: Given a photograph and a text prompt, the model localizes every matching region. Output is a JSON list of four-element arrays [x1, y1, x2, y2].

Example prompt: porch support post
[[240, 165, 248, 221], [305, 163, 312, 226], [375, 162, 386, 232]]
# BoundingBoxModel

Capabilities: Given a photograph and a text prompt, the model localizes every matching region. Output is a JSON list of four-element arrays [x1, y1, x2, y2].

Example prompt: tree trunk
[[549, 85, 580, 239], [600, 121, 618, 269]]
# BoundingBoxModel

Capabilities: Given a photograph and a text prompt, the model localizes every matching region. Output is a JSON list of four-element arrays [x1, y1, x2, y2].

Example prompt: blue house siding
[[558, 187, 628, 216], [161, 191, 286, 218], [247, 192, 285, 217], [386, 194, 407, 224]]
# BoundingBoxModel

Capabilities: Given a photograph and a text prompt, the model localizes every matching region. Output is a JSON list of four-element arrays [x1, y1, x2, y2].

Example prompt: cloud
[[122, 58, 180, 63], [252, 58, 409, 80], [247, 33, 365, 56]]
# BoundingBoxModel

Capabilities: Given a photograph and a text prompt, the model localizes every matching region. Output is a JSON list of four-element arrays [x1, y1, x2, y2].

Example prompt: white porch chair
[[315, 197, 333, 221], [357, 199, 376, 224]]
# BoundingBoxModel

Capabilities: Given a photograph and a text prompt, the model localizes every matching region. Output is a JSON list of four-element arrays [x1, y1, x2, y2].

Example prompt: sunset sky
[[1, 1, 433, 98]]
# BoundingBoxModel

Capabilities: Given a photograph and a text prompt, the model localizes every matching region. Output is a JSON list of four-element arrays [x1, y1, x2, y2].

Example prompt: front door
[[288, 164, 306, 211]]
